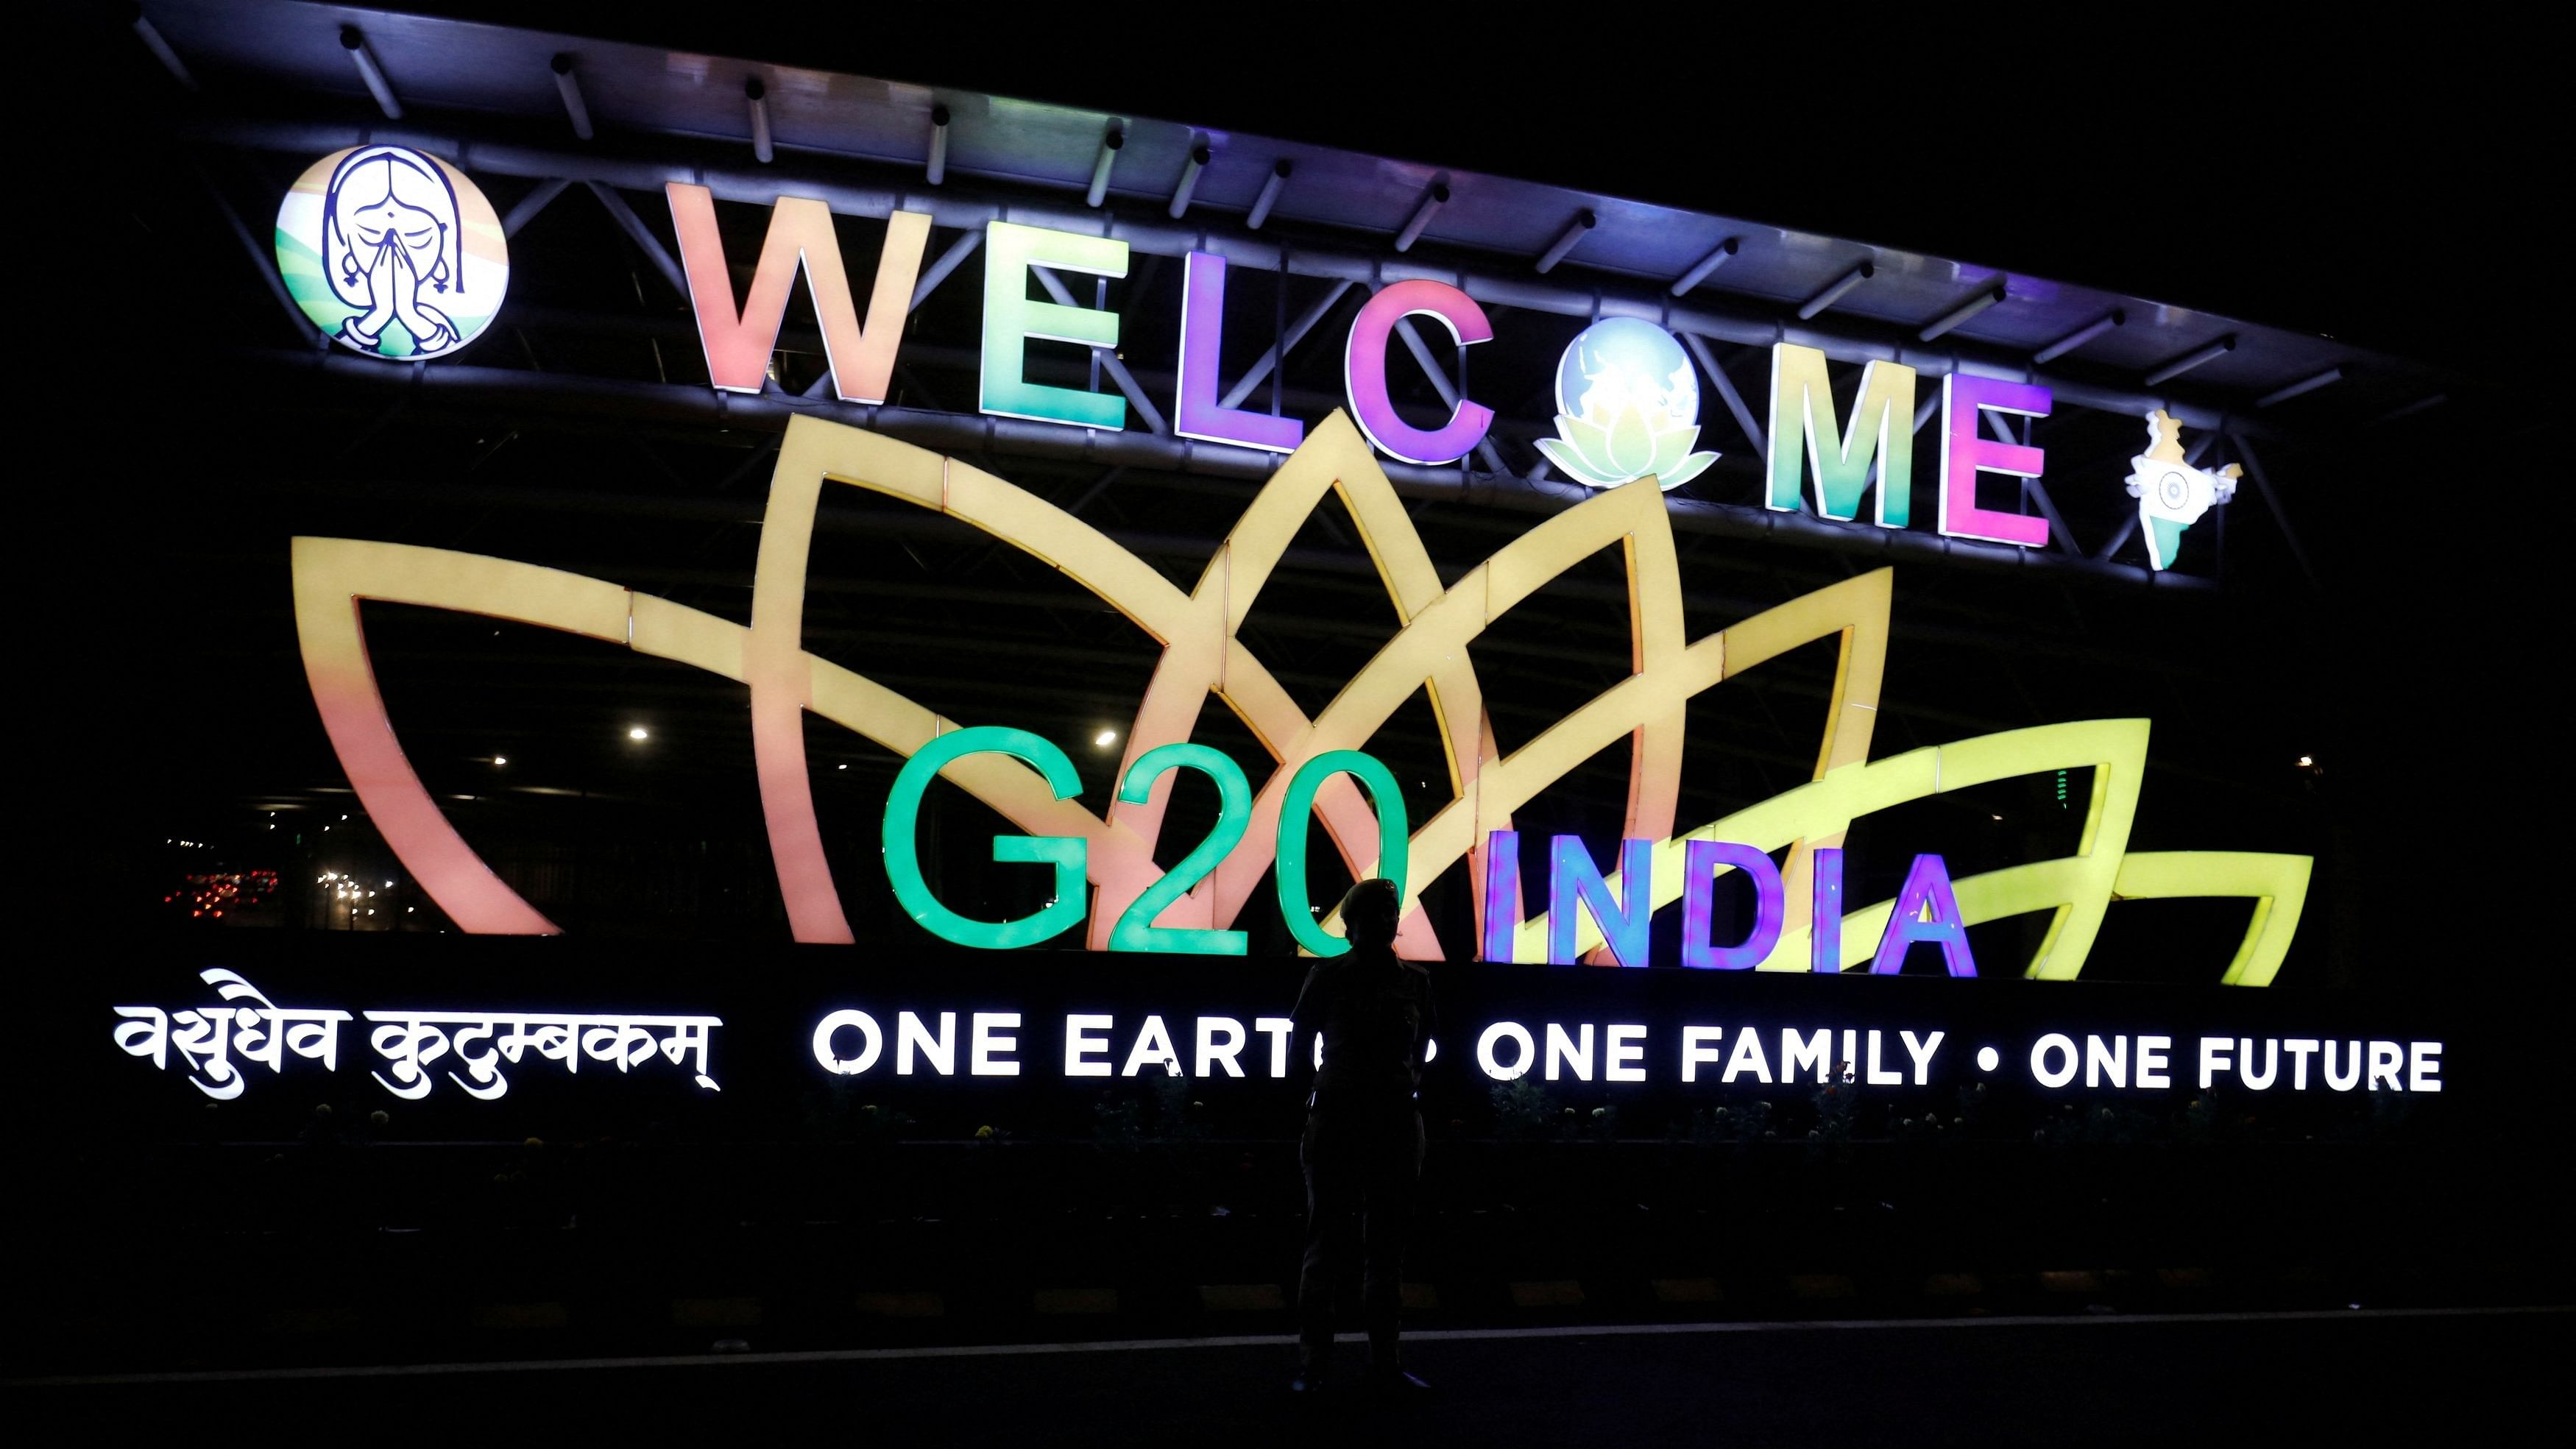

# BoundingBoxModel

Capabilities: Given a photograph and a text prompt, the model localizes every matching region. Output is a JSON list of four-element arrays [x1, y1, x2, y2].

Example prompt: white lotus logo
[[1535, 318, 1719, 491]]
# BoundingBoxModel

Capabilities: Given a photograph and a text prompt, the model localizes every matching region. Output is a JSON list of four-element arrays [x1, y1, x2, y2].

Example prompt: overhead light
[[2296, 755, 2314, 768], [629, 726, 649, 741], [1095, 730, 1118, 748], [494, 756, 508, 766]]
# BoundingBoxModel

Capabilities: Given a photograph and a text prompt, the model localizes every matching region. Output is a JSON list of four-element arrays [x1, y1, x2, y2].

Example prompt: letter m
[[665, 183, 931, 404], [1780, 1027, 1832, 1083], [1766, 342, 1917, 526]]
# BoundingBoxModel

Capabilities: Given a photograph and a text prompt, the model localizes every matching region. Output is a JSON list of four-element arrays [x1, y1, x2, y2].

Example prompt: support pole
[[1247, 159, 1291, 230], [501, 177, 569, 238], [2144, 336, 2237, 388], [550, 54, 592, 141], [1086, 123, 1122, 208], [339, 26, 400, 119], [1030, 265, 1167, 433], [2033, 309, 2124, 364], [1220, 279, 1353, 411], [2224, 431, 2319, 589], [926, 104, 950, 185], [745, 78, 773, 164], [1168, 141, 1209, 219], [584, 182, 689, 298], [1393, 182, 1448, 252], [1917, 281, 2006, 342], [1393, 314, 1508, 476], [1797, 261, 1873, 321], [1679, 331, 1764, 456], [1535, 210, 1596, 274], [134, 12, 197, 91], [1669, 238, 1739, 296]]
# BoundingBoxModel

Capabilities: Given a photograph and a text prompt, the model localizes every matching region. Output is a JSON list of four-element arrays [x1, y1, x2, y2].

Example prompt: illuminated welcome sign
[[271, 154, 2237, 572], [294, 414, 2309, 979], [664, 190, 2112, 553]]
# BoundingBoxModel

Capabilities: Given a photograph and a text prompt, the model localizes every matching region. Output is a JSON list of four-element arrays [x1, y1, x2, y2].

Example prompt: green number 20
[[1109, 744, 1252, 955]]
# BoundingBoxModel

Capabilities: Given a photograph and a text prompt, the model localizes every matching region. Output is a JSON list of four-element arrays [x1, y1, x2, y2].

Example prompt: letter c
[[1344, 279, 1494, 464]]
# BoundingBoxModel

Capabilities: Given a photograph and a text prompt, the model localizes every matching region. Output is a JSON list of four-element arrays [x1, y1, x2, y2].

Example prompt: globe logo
[[1535, 317, 1719, 491], [274, 146, 508, 361]]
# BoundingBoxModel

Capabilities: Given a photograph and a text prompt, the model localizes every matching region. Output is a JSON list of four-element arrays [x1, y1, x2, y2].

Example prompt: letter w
[[665, 183, 931, 405]]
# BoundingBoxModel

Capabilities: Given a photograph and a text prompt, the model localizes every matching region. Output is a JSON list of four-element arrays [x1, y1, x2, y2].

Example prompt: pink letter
[[1343, 279, 1493, 464], [666, 183, 930, 405], [1937, 373, 2051, 547]]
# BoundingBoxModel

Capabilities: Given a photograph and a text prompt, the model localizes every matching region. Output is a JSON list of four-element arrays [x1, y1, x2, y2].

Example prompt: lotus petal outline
[[293, 411, 2309, 982]]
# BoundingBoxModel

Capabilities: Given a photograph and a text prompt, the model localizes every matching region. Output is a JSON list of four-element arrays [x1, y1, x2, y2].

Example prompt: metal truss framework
[[194, 116, 2335, 592]]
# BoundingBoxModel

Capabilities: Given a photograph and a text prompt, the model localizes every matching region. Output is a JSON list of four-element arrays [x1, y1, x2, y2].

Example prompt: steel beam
[[200, 166, 315, 345], [1679, 331, 1765, 456], [1219, 279, 1352, 411], [2224, 431, 2319, 589], [501, 177, 569, 238], [230, 346, 2212, 592], [1392, 314, 1510, 477], [1028, 265, 1167, 434], [583, 181, 689, 298], [194, 118, 2265, 436]]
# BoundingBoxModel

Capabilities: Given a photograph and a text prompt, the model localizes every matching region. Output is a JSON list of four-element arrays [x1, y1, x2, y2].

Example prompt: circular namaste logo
[[274, 146, 507, 361]]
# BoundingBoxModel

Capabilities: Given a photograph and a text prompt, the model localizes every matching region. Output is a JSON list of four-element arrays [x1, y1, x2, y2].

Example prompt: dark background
[[6, 7, 2545, 1088], [10, 1, 2563, 1380], [21, 4, 2551, 995]]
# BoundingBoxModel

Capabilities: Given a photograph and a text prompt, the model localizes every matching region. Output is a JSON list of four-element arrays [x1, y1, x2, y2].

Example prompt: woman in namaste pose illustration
[[321, 146, 465, 356]]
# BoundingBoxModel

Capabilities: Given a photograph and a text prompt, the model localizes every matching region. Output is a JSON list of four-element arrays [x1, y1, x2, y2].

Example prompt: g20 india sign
[[294, 407, 2311, 979]]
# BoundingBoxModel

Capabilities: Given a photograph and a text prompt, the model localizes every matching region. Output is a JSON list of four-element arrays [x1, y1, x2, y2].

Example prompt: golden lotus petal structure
[[293, 412, 2310, 982]]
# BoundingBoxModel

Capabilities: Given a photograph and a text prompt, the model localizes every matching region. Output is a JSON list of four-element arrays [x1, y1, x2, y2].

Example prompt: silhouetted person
[[1289, 877, 1434, 1394]]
